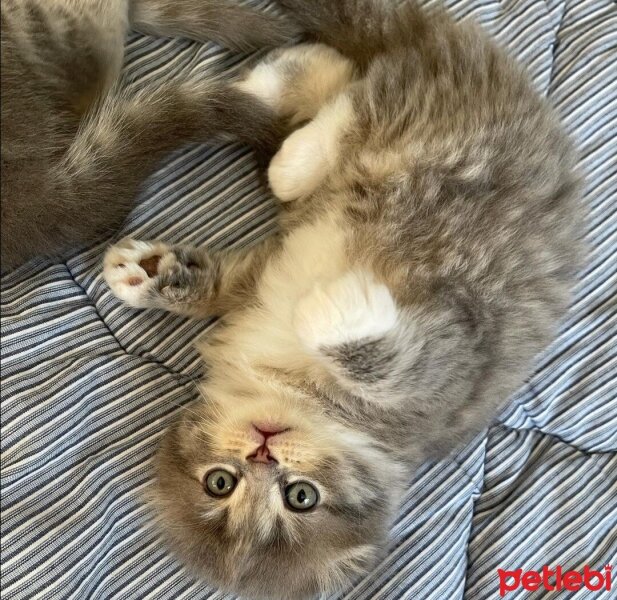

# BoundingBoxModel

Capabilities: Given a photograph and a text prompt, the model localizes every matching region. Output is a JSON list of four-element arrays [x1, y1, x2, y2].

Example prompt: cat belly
[[260, 217, 349, 316], [215, 217, 351, 369]]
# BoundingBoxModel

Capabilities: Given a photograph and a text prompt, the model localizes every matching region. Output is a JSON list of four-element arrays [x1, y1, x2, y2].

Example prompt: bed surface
[[2, 0, 616, 598]]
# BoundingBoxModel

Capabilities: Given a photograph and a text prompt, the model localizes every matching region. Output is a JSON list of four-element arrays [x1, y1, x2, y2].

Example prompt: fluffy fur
[[104, 1, 583, 598], [1, 0, 298, 270]]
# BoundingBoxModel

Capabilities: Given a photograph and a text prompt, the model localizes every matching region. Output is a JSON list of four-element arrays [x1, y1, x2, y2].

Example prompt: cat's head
[[152, 374, 404, 599]]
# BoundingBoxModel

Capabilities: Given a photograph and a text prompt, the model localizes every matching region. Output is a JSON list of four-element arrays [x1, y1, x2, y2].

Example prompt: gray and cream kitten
[[104, 1, 583, 598], [1, 0, 298, 270]]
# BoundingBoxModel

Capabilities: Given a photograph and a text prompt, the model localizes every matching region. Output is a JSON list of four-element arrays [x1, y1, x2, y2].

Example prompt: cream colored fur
[[294, 270, 398, 351], [234, 43, 354, 122], [268, 93, 355, 201]]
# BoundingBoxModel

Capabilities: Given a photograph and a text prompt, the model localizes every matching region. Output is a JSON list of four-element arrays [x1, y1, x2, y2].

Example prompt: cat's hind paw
[[234, 43, 353, 122], [268, 93, 354, 202]]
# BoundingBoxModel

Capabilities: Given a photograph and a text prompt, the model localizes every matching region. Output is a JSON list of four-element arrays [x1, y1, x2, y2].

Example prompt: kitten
[[1, 0, 298, 270], [104, 1, 583, 598]]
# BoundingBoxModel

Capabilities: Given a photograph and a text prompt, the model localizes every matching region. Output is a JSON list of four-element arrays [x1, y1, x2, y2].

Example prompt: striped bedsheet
[[1, 0, 616, 598]]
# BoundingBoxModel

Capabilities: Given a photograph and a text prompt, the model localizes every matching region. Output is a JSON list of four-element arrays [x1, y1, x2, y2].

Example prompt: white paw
[[268, 123, 328, 202], [103, 239, 172, 308], [234, 60, 285, 112], [294, 270, 398, 351], [234, 43, 353, 121], [268, 94, 354, 202]]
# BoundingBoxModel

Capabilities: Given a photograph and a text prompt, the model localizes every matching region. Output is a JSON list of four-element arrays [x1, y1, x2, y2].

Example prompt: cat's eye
[[204, 469, 237, 497], [284, 481, 319, 511]]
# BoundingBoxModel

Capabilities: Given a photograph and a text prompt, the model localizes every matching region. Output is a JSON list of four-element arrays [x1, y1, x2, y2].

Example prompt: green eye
[[204, 469, 237, 497], [284, 481, 319, 511]]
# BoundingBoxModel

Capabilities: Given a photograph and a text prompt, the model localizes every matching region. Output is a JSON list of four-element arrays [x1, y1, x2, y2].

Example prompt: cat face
[[153, 377, 402, 599]]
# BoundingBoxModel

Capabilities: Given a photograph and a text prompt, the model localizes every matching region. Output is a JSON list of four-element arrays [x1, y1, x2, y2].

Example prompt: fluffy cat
[[103, 0, 583, 598], [1, 0, 298, 270]]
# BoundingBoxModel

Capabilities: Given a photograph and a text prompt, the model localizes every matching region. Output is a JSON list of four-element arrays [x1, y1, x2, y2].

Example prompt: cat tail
[[1, 80, 282, 269], [130, 0, 301, 51], [275, 0, 444, 68]]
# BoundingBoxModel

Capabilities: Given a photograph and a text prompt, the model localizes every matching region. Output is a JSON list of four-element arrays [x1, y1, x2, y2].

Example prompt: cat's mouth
[[246, 424, 290, 465], [247, 446, 278, 464], [252, 423, 289, 435]]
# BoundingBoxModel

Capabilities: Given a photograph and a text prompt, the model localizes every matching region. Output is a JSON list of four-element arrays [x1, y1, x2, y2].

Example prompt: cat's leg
[[235, 43, 357, 202], [129, 0, 299, 50], [293, 270, 404, 402], [294, 267, 554, 459], [103, 235, 281, 317]]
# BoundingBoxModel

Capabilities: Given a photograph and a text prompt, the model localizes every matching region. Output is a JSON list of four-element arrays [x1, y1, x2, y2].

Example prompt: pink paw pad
[[139, 255, 161, 278]]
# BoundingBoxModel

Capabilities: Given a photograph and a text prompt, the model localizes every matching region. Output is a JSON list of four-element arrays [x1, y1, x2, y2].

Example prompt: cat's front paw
[[103, 239, 172, 308], [294, 270, 399, 351], [104, 238, 210, 311]]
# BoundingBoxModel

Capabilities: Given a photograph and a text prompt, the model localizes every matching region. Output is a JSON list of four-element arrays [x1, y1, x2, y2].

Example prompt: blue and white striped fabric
[[1, 1, 616, 598]]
